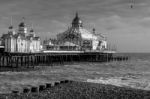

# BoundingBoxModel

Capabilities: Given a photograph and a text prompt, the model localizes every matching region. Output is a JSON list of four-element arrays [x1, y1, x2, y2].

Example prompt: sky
[[0, 0, 150, 52]]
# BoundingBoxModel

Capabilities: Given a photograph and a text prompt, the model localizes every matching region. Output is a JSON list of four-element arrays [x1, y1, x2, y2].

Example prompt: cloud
[[85, 14, 150, 52]]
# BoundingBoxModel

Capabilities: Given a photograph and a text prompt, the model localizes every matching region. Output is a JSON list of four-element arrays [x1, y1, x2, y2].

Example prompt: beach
[[1, 81, 150, 99], [0, 53, 150, 98]]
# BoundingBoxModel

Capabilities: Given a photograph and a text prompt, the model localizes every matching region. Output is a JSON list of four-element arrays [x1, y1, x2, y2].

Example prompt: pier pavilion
[[56, 13, 107, 51]]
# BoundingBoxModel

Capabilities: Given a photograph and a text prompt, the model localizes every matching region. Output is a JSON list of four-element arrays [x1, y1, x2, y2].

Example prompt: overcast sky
[[0, 0, 150, 52]]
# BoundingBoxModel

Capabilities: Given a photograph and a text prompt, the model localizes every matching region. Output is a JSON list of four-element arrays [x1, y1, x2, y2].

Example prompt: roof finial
[[9, 16, 13, 29], [22, 17, 25, 22], [11, 16, 13, 26], [31, 22, 34, 29], [76, 12, 78, 18]]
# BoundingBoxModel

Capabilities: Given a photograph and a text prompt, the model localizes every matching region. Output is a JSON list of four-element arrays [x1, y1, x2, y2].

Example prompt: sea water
[[87, 53, 150, 90]]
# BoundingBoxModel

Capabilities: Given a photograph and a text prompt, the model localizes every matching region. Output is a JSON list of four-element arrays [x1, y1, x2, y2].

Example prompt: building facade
[[57, 13, 107, 51], [2, 20, 41, 53], [43, 38, 59, 50]]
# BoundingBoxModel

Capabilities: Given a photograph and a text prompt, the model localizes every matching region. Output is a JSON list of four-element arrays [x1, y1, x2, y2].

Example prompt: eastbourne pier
[[0, 13, 128, 69], [0, 51, 128, 70]]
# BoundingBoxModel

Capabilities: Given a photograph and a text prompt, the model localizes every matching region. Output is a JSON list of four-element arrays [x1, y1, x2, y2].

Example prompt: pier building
[[1, 19, 41, 53], [56, 13, 107, 51], [43, 38, 59, 50]]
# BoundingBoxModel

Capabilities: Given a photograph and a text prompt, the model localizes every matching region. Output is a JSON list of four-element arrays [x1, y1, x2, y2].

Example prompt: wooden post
[[30, 55, 33, 68], [18, 56, 21, 67], [20, 56, 22, 67], [27, 55, 29, 67], [3, 56, 5, 67], [0, 56, 1, 67], [25, 56, 27, 67], [46, 55, 48, 65], [38, 55, 40, 65], [49, 55, 52, 66], [16, 56, 19, 68], [37, 55, 39, 65], [6, 56, 9, 67], [10, 56, 13, 68], [36, 55, 38, 66]]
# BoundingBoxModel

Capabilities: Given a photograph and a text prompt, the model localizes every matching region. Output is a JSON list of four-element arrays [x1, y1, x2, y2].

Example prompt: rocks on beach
[[1, 81, 150, 99]]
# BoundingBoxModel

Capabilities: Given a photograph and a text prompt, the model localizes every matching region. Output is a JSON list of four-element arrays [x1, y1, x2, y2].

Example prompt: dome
[[30, 29, 34, 32], [72, 12, 83, 27], [61, 27, 98, 40], [19, 17, 26, 27], [19, 22, 25, 27], [9, 25, 13, 29]]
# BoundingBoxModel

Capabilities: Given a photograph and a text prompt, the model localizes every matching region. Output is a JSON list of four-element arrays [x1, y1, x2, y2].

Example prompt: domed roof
[[72, 12, 83, 27], [19, 22, 25, 27], [60, 27, 98, 40], [30, 28, 34, 32], [9, 25, 13, 29], [19, 17, 26, 27]]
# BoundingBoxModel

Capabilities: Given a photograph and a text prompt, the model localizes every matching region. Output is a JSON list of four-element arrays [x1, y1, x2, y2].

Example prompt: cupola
[[18, 17, 27, 34], [72, 12, 83, 28]]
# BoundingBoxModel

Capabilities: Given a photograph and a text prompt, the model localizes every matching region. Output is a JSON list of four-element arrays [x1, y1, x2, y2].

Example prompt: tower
[[18, 17, 27, 34], [72, 12, 83, 28], [8, 17, 15, 35], [29, 23, 35, 37]]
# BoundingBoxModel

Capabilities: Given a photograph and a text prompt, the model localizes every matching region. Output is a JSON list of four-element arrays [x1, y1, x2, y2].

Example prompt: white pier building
[[1, 19, 41, 53]]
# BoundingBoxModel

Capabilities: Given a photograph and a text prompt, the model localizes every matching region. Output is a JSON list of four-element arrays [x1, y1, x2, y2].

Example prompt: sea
[[87, 53, 150, 90], [1, 53, 150, 93]]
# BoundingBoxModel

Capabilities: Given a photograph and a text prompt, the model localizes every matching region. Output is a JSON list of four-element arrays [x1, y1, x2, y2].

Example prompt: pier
[[0, 51, 128, 71]]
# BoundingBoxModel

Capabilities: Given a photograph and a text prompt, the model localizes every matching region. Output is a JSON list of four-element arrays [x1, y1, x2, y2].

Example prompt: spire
[[75, 12, 78, 18], [9, 16, 13, 29], [11, 16, 13, 26], [22, 17, 25, 22]]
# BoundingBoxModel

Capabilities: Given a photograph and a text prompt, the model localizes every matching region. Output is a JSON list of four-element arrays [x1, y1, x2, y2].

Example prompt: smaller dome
[[19, 22, 25, 27], [92, 28, 96, 34], [72, 12, 83, 27], [19, 17, 26, 27], [30, 29, 34, 32], [72, 16, 82, 24], [9, 25, 13, 29]]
